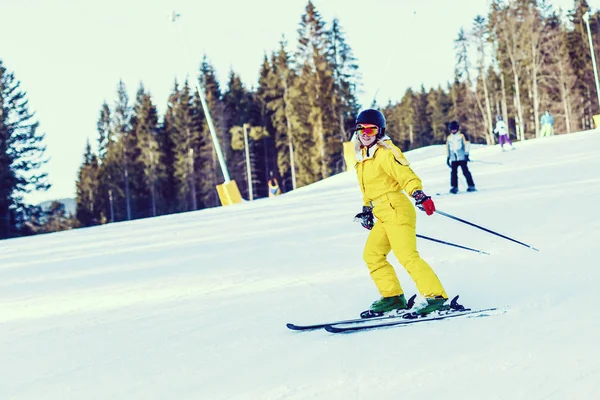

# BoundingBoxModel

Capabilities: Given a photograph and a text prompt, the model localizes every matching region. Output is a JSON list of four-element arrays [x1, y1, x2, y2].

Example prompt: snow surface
[[2, 131, 600, 400]]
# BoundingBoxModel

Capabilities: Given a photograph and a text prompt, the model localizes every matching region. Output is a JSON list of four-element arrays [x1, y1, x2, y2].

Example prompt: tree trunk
[[123, 148, 132, 220], [556, 55, 573, 134], [473, 90, 489, 143], [482, 74, 495, 144], [188, 147, 197, 210], [150, 182, 157, 217], [500, 72, 509, 129], [531, 43, 541, 138], [108, 188, 115, 223], [510, 61, 525, 141], [282, 73, 296, 190]]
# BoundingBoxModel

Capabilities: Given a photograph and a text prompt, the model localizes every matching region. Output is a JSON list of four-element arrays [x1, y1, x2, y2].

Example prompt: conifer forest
[[1, 0, 599, 238]]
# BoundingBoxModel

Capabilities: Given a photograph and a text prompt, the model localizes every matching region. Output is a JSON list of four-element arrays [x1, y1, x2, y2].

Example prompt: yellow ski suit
[[353, 136, 448, 299]]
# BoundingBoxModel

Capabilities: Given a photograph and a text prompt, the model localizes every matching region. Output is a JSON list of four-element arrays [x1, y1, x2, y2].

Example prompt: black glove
[[465, 154, 470, 162], [446, 157, 451, 168], [354, 206, 374, 230]]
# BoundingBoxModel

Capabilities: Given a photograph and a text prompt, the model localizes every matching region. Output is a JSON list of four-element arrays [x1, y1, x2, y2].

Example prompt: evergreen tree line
[[75, 1, 361, 226], [0, 59, 52, 238], [2, 0, 600, 238], [384, 0, 600, 149]]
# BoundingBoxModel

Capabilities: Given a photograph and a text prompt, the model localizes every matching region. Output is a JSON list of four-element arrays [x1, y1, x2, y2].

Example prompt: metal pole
[[583, 11, 600, 109], [435, 210, 539, 251], [416, 234, 490, 255], [243, 123, 253, 200], [171, 11, 231, 182]]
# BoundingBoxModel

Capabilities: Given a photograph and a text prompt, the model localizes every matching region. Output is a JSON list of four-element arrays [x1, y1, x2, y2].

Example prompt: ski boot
[[414, 296, 451, 316], [360, 294, 416, 319], [404, 295, 467, 319], [449, 187, 459, 194], [466, 186, 477, 192]]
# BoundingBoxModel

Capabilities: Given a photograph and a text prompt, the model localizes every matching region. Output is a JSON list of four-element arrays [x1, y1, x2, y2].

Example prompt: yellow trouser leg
[[363, 221, 403, 297], [385, 222, 448, 299], [541, 125, 553, 137]]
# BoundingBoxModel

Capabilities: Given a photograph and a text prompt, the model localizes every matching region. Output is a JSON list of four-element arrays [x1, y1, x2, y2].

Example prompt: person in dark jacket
[[446, 121, 476, 194]]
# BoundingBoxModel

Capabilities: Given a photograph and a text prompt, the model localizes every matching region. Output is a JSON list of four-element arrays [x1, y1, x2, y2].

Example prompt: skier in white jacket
[[446, 121, 476, 194], [494, 115, 514, 151]]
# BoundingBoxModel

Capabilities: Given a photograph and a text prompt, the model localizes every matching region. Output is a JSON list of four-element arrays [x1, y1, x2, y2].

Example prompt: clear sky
[[0, 0, 590, 204]]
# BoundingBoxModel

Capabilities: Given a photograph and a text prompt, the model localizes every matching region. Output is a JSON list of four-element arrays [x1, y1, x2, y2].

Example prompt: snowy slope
[[2, 131, 600, 400]]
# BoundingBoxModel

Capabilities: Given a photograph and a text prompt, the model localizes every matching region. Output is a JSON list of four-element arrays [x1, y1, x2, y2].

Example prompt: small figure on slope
[[494, 115, 515, 151], [446, 120, 476, 194]]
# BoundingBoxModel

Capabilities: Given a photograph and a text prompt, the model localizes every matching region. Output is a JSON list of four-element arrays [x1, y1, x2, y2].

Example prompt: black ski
[[286, 295, 417, 331], [324, 307, 499, 333]]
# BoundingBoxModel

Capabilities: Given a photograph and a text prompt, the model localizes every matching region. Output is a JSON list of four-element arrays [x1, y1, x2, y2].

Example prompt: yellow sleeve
[[379, 146, 423, 196]]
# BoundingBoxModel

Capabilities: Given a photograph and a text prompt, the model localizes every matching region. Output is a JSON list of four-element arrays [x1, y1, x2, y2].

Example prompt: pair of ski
[[287, 295, 499, 333]]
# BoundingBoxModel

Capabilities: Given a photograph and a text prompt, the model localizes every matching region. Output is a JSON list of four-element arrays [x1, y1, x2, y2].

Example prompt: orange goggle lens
[[356, 124, 379, 136]]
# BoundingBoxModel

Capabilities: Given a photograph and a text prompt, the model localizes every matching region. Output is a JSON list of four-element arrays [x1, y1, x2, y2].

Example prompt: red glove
[[412, 190, 436, 216]]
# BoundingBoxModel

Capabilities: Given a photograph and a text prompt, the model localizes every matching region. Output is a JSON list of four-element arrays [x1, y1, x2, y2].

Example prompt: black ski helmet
[[356, 109, 386, 136], [449, 120, 460, 132]]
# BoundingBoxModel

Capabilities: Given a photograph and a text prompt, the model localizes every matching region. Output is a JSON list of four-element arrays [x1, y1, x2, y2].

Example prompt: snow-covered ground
[[2, 130, 599, 400]]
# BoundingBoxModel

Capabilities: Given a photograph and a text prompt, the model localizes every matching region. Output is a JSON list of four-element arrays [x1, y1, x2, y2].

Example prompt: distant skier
[[540, 110, 554, 137], [494, 115, 514, 151], [351, 109, 452, 317], [446, 120, 476, 194], [268, 176, 281, 197]]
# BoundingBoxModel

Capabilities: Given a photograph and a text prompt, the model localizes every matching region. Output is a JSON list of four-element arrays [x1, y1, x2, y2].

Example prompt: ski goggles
[[355, 124, 379, 136]]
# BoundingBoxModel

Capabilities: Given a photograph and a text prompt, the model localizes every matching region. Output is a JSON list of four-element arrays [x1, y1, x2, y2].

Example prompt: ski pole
[[470, 159, 503, 165], [435, 210, 539, 251], [417, 234, 490, 255]]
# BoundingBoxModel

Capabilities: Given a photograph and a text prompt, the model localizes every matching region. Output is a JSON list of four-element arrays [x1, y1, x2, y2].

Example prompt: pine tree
[[384, 89, 417, 150], [75, 140, 100, 226], [0, 60, 50, 238], [327, 17, 360, 171], [427, 87, 452, 144], [543, 10, 578, 133], [96, 102, 116, 222], [490, 0, 529, 140], [168, 80, 221, 211], [160, 81, 181, 213], [567, 0, 597, 130], [131, 85, 164, 217], [223, 70, 254, 198], [413, 85, 432, 147], [112, 80, 136, 220], [471, 17, 496, 144], [259, 43, 300, 192], [293, 1, 337, 185], [41, 201, 76, 233]]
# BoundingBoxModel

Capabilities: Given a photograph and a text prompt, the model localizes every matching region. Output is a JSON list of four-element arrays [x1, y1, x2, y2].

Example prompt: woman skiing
[[351, 109, 450, 317]]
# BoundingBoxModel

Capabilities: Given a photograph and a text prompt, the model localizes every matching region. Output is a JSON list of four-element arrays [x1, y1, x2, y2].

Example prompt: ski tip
[[286, 323, 302, 330], [324, 325, 343, 333]]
